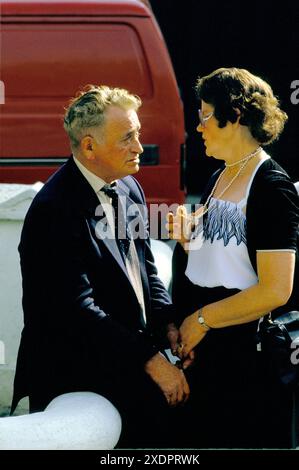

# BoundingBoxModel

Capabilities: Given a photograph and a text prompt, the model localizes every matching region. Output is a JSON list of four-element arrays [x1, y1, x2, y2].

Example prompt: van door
[[0, 1, 185, 206]]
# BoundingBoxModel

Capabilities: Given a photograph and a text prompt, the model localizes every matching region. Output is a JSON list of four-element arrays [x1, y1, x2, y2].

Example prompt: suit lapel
[[117, 181, 150, 308], [116, 182, 147, 255], [65, 158, 131, 281], [88, 213, 129, 279]]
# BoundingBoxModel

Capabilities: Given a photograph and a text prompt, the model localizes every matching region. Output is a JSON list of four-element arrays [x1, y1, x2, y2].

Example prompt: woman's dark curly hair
[[196, 67, 288, 145]]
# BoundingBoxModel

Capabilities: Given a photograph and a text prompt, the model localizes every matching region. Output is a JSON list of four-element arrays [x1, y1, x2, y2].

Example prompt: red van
[[0, 0, 185, 206]]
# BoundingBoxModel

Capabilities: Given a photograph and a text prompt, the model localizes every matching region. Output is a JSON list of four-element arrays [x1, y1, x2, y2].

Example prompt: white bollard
[[0, 392, 122, 450]]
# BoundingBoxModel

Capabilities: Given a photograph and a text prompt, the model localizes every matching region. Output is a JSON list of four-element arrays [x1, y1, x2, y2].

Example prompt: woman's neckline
[[211, 154, 271, 206]]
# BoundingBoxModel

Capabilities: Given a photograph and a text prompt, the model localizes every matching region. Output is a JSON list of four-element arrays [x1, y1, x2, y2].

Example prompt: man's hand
[[181, 350, 196, 370], [166, 322, 180, 355], [145, 353, 190, 406], [166, 322, 196, 370]]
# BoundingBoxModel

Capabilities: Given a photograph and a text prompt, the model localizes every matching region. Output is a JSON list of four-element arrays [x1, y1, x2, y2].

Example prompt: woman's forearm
[[202, 283, 287, 328]]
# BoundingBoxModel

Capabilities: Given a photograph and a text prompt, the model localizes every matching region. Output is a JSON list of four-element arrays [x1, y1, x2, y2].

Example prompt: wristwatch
[[198, 309, 211, 331]]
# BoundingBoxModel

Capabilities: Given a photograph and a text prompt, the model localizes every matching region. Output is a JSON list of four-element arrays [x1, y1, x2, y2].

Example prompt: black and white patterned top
[[186, 196, 258, 290], [185, 159, 269, 290]]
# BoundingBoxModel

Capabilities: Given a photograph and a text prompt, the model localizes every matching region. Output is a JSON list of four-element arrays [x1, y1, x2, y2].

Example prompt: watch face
[[198, 315, 210, 330]]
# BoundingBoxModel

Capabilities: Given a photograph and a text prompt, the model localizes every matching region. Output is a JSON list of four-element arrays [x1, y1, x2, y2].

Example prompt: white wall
[[0, 220, 24, 413], [0, 184, 42, 415]]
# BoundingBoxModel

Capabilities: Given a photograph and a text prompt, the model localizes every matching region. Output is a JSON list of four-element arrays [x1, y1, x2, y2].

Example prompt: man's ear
[[81, 135, 96, 160]]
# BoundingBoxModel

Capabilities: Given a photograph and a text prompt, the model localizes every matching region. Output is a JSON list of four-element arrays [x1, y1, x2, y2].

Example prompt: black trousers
[[95, 367, 181, 450]]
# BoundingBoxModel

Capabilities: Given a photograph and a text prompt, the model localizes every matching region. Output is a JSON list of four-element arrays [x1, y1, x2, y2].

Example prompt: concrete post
[[0, 392, 122, 449]]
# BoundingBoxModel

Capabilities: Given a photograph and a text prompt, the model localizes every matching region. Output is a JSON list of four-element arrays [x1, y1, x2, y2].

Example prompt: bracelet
[[197, 308, 211, 331]]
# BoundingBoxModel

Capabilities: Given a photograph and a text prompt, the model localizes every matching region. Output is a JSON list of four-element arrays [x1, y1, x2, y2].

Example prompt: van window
[[2, 24, 152, 98]]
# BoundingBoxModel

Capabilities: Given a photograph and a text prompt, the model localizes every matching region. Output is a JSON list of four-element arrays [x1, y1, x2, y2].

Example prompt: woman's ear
[[232, 108, 241, 125]]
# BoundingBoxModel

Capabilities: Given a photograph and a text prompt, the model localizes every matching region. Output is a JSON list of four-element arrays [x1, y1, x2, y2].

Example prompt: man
[[11, 85, 189, 448]]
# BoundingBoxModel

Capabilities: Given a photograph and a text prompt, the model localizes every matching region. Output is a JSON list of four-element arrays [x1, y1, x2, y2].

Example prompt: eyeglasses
[[198, 109, 214, 127]]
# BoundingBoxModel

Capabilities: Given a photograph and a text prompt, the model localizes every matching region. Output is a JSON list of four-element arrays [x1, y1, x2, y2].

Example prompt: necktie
[[101, 184, 131, 259], [101, 184, 147, 327]]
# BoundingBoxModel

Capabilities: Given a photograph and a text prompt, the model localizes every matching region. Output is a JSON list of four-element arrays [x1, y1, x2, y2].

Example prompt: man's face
[[91, 105, 143, 182]]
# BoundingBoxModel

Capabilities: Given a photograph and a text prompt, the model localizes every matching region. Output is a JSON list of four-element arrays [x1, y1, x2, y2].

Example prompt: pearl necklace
[[193, 146, 262, 223], [225, 146, 262, 168]]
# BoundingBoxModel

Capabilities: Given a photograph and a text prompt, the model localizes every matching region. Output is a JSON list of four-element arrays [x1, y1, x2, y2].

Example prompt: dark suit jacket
[[12, 158, 174, 412]]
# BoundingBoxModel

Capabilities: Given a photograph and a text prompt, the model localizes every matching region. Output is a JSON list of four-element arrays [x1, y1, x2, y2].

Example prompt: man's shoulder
[[28, 159, 80, 215], [31, 167, 67, 206], [119, 175, 145, 203]]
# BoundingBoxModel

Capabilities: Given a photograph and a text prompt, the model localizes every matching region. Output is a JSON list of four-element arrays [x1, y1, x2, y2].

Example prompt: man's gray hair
[[63, 85, 142, 149]]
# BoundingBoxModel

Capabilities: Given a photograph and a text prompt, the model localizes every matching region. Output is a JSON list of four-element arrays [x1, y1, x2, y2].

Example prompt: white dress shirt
[[74, 156, 115, 229]]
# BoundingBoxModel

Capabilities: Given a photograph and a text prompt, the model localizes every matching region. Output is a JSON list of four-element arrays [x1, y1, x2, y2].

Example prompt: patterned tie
[[101, 184, 131, 259], [101, 184, 147, 327]]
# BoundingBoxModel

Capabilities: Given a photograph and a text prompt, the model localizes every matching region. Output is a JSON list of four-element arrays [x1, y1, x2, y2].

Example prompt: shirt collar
[[73, 156, 116, 194]]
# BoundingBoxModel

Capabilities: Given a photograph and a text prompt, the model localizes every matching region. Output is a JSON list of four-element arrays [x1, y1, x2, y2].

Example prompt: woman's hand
[[178, 310, 208, 359], [166, 205, 193, 247]]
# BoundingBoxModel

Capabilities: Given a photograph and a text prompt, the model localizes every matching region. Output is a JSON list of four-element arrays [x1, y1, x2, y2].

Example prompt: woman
[[167, 68, 299, 448]]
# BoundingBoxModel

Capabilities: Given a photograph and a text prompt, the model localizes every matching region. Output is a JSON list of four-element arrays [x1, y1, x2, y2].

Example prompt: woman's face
[[197, 100, 235, 160]]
